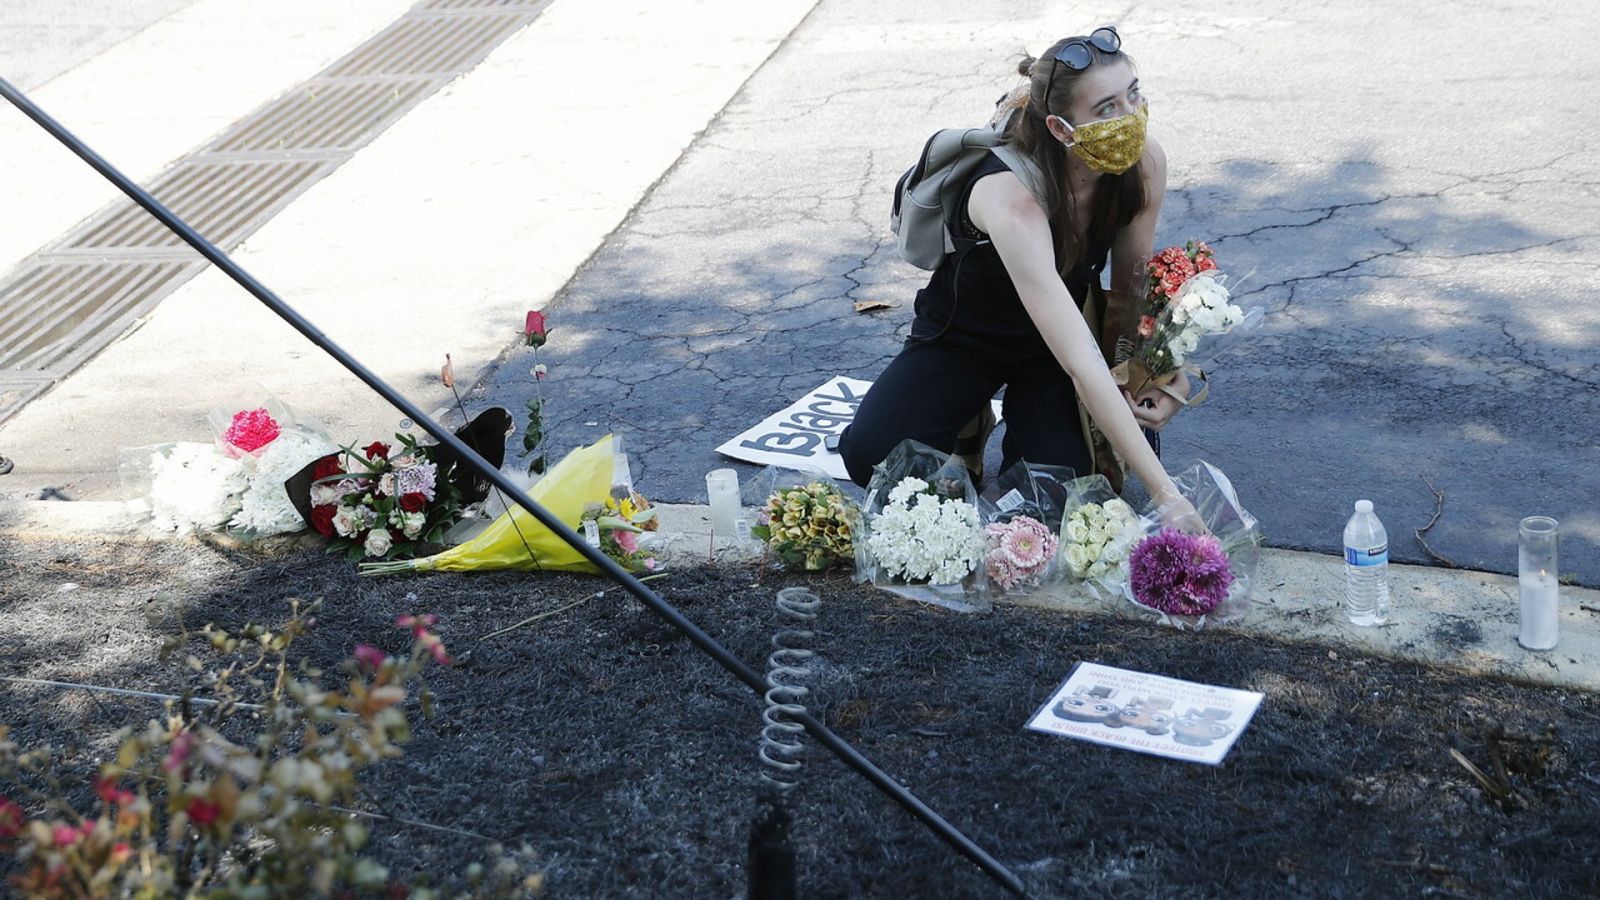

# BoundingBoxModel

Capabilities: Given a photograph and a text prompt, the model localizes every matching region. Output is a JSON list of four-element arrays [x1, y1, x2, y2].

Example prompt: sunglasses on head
[[1042, 26, 1121, 115]]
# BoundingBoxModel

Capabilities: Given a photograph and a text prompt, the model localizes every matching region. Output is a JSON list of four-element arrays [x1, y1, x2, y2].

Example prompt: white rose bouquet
[[1059, 475, 1147, 599]]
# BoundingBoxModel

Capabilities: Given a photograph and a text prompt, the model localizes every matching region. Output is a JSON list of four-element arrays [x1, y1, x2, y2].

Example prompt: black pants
[[838, 334, 1093, 487]]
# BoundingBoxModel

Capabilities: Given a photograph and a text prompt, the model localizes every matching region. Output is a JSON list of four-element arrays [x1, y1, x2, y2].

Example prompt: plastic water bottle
[[1343, 500, 1390, 626]]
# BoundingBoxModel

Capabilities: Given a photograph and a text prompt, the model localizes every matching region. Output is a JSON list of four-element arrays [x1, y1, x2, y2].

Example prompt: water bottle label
[[1345, 543, 1388, 566]]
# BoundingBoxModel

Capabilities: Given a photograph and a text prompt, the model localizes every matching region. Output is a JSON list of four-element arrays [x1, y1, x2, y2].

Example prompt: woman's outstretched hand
[[1153, 491, 1206, 534]]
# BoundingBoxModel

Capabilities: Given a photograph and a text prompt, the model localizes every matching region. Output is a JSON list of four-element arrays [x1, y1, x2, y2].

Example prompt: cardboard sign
[[1025, 662, 1263, 765], [715, 376, 1001, 481]]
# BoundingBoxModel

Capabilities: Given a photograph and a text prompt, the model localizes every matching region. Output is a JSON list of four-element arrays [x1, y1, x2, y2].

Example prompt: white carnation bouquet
[[230, 427, 340, 535], [865, 476, 981, 584], [854, 439, 987, 612]]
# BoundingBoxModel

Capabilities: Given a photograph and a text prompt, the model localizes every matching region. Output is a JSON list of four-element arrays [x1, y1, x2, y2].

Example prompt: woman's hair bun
[[1016, 54, 1037, 78]]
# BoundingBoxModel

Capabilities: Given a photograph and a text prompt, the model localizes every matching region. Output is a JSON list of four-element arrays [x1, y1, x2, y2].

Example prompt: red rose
[[363, 441, 391, 461], [1138, 315, 1157, 339], [1195, 256, 1217, 273], [310, 505, 336, 538], [399, 492, 427, 513], [311, 454, 343, 480], [523, 309, 549, 347]]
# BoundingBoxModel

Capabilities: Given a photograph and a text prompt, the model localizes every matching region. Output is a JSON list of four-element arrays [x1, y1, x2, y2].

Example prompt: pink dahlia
[[1128, 527, 1235, 617], [223, 407, 280, 453]]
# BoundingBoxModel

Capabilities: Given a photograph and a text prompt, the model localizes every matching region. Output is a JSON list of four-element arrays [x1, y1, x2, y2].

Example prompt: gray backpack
[[889, 121, 1047, 269]]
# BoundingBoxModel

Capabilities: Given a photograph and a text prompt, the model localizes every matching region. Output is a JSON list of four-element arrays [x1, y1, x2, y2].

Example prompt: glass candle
[[705, 468, 742, 539], [1517, 516, 1559, 651]]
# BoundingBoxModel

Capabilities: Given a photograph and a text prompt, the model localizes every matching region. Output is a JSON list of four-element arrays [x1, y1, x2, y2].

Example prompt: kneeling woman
[[839, 27, 1193, 516]]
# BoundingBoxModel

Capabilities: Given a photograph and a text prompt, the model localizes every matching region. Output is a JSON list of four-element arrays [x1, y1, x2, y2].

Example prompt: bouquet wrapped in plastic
[[359, 434, 648, 576], [1121, 461, 1263, 631], [976, 462, 1074, 597], [122, 443, 249, 535], [1057, 474, 1145, 601], [853, 440, 986, 612], [742, 465, 860, 572], [1114, 241, 1263, 400]]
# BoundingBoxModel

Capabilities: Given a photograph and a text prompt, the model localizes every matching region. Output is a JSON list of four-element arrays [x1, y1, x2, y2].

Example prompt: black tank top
[[910, 151, 1112, 354]]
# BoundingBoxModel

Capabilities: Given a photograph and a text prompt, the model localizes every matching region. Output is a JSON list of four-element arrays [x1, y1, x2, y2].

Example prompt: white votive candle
[[1517, 516, 1560, 652], [1518, 569, 1559, 651], [706, 468, 742, 539]]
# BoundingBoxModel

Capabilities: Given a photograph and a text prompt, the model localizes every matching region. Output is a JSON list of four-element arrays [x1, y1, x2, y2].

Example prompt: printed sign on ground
[[1025, 662, 1263, 765], [715, 376, 1001, 481]]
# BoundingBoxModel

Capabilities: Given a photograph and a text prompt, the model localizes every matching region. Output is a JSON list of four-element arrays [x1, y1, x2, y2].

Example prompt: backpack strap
[[987, 143, 1049, 213]]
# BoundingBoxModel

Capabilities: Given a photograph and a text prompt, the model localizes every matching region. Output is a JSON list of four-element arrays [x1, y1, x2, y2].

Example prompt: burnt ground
[[2, 535, 1599, 899]]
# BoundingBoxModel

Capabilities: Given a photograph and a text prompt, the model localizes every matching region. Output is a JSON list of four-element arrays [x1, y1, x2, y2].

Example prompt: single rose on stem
[[522, 310, 549, 348]]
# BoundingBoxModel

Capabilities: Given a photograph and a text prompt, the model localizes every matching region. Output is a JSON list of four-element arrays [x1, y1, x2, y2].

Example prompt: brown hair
[[1003, 36, 1147, 285]]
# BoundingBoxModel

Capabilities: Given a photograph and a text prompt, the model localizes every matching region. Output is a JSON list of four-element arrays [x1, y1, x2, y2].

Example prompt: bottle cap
[[1355, 499, 1373, 513]]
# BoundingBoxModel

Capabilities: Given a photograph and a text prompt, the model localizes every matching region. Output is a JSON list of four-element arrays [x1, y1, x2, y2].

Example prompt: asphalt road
[[475, 0, 1600, 585]]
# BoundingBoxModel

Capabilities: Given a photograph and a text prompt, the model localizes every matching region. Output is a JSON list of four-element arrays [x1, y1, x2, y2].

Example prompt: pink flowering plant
[[0, 601, 541, 896]]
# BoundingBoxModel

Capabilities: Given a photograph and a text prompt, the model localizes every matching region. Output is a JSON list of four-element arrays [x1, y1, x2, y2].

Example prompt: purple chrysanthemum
[[1128, 527, 1235, 617]]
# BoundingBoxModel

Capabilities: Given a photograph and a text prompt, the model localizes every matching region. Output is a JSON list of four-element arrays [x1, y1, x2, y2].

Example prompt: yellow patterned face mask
[[1064, 103, 1148, 174]]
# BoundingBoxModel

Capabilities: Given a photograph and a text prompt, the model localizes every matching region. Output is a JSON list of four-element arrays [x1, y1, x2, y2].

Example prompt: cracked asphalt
[[476, 0, 1600, 585]]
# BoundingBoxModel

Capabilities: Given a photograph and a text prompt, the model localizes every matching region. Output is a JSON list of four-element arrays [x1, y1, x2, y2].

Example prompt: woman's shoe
[[952, 405, 996, 482]]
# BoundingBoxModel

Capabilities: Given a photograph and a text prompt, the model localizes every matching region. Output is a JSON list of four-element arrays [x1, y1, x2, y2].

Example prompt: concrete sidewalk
[[0, 0, 818, 499], [3, 497, 1596, 694]]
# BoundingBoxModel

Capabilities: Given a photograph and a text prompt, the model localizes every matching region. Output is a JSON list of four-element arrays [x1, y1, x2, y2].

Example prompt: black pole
[[0, 78, 1027, 897]]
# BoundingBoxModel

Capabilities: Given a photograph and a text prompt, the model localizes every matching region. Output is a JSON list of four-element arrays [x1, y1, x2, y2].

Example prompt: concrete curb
[[4, 499, 1596, 693]]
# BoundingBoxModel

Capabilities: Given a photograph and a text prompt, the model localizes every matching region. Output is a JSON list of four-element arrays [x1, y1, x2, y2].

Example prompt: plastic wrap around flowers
[[1125, 461, 1262, 629], [865, 476, 981, 585], [1058, 476, 1144, 599]]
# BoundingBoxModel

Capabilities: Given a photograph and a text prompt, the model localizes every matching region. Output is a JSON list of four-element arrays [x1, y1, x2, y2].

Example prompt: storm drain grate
[[421, 0, 548, 9], [65, 161, 333, 250], [210, 79, 435, 153], [323, 13, 529, 78], [0, 260, 197, 378], [0, 0, 552, 423]]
